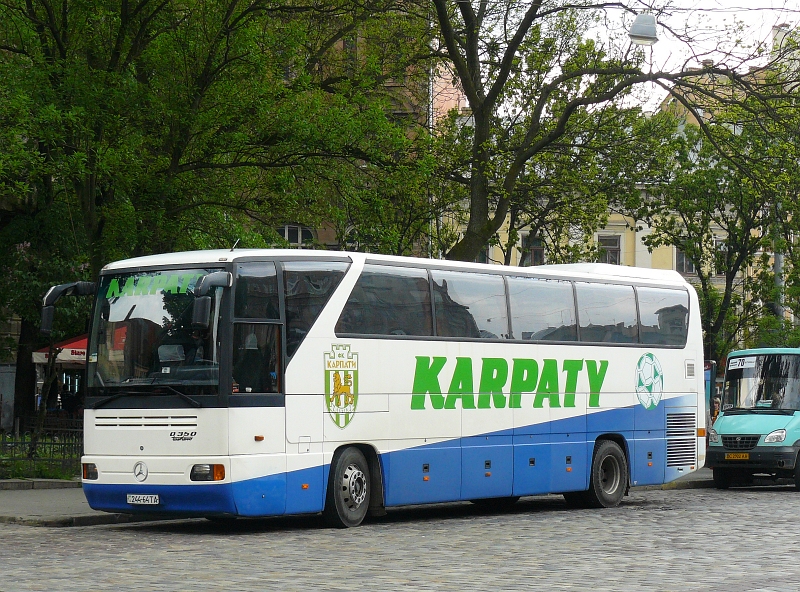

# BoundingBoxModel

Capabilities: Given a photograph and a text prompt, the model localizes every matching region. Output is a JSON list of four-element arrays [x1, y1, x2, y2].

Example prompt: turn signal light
[[83, 463, 98, 480], [190, 464, 225, 481]]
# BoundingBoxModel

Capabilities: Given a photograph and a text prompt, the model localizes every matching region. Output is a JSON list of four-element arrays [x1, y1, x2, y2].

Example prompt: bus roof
[[101, 249, 689, 287], [729, 348, 800, 357]]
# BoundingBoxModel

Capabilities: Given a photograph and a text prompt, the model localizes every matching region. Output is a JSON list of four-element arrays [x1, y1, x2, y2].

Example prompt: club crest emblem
[[325, 344, 359, 428]]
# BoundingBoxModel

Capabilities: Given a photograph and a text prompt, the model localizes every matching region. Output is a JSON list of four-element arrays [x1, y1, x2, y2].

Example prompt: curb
[[0, 479, 82, 491], [0, 512, 166, 527]]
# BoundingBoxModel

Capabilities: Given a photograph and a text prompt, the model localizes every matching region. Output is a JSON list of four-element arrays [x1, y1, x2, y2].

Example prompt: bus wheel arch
[[585, 438, 629, 508], [324, 444, 384, 527]]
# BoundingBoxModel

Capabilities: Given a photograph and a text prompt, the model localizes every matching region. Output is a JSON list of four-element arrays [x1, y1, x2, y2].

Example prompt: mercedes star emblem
[[133, 461, 149, 482]]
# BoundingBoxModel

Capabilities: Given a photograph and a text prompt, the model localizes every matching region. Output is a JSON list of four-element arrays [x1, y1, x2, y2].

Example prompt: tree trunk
[[13, 317, 39, 421], [28, 344, 60, 458]]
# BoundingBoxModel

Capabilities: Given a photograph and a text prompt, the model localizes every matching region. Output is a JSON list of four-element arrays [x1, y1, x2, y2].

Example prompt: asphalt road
[[1, 484, 798, 591]]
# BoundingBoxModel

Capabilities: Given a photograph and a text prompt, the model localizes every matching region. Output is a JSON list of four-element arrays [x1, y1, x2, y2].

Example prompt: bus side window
[[507, 276, 577, 341], [637, 287, 689, 347], [431, 270, 507, 339], [284, 261, 349, 356], [235, 262, 279, 319], [232, 323, 281, 394], [575, 282, 638, 344], [335, 265, 433, 336]]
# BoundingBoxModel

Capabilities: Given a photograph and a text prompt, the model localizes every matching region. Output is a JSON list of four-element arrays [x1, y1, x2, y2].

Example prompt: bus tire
[[562, 491, 588, 508], [713, 467, 731, 489], [324, 447, 371, 528], [584, 440, 627, 508]]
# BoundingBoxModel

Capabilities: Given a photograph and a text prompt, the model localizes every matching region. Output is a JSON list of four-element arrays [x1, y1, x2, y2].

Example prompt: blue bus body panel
[[84, 403, 693, 517], [83, 482, 238, 515]]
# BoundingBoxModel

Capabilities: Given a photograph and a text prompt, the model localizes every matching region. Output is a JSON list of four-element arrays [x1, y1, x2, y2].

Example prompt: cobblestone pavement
[[0, 486, 798, 592]]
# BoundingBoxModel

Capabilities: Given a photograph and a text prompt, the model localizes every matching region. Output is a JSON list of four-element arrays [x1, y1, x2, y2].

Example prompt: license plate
[[126, 494, 160, 505], [725, 452, 750, 460]]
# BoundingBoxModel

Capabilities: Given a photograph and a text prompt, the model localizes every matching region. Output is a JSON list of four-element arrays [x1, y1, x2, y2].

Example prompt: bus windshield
[[723, 354, 800, 412], [87, 268, 223, 395]]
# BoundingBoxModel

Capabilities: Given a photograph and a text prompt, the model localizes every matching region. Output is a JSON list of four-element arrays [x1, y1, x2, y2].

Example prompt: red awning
[[32, 334, 88, 366]]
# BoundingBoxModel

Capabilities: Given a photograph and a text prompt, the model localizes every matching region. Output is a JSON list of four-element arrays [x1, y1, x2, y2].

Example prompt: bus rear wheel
[[584, 440, 628, 508], [324, 447, 371, 528]]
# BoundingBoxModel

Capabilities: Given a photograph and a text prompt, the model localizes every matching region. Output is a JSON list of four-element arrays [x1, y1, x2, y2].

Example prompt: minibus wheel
[[794, 462, 800, 491], [712, 467, 731, 489], [584, 440, 628, 508], [324, 447, 371, 528]]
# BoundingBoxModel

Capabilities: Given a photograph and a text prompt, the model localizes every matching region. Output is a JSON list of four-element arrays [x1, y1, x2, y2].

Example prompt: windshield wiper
[[93, 391, 142, 409], [93, 386, 202, 409], [160, 385, 202, 408]]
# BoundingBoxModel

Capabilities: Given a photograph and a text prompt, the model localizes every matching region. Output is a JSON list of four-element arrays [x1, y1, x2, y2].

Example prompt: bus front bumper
[[706, 445, 799, 472]]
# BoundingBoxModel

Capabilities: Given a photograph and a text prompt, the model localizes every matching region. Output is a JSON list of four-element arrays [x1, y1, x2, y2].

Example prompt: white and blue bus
[[42, 250, 705, 526]]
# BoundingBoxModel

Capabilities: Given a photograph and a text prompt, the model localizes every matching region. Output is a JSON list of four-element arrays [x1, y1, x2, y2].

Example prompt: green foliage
[[0, 0, 439, 370]]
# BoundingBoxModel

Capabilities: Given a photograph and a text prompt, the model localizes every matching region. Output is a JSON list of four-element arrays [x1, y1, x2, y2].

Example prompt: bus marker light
[[485, 472, 491, 477], [648, 462, 653, 467], [302, 484, 309, 490], [697, 428, 706, 437], [423, 476, 430, 481], [254, 435, 264, 441], [566, 467, 572, 472]]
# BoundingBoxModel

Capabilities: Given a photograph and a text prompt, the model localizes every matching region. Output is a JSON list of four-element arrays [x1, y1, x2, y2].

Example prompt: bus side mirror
[[191, 271, 231, 329], [41, 306, 55, 335], [192, 296, 212, 329], [40, 281, 97, 334]]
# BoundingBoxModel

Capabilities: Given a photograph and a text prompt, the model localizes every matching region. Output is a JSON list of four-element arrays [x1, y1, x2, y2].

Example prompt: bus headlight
[[190, 464, 225, 481], [764, 429, 786, 444], [708, 429, 720, 443]]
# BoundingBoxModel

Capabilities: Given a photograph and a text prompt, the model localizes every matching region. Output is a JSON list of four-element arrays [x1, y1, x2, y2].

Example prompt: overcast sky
[[619, 1, 800, 108]]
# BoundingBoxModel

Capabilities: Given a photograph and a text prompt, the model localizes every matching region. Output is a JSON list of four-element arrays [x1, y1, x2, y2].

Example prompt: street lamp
[[629, 13, 658, 46]]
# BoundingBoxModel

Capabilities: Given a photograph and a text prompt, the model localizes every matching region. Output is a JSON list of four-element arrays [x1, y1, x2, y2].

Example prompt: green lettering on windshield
[[105, 279, 121, 299]]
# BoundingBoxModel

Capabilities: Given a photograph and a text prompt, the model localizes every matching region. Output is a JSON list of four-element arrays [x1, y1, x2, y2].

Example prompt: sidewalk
[[0, 480, 150, 527], [0, 468, 715, 527]]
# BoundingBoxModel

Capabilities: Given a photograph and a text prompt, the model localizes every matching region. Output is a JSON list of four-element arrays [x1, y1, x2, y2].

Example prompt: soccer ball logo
[[635, 353, 664, 410]]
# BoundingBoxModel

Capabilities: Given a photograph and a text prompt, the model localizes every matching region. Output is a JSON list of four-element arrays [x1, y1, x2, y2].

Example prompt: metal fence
[[0, 416, 83, 478]]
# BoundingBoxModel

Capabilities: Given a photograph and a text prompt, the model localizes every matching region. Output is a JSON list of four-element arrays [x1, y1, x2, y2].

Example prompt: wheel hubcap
[[341, 463, 367, 510], [599, 455, 621, 495]]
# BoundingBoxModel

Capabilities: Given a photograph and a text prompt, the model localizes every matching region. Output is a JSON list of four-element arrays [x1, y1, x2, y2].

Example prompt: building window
[[520, 234, 545, 267], [713, 237, 727, 276], [676, 248, 696, 274], [276, 224, 314, 248], [475, 246, 489, 264], [598, 235, 621, 265]]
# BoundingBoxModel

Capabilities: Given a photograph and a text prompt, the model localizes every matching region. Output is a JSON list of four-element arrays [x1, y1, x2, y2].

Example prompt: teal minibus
[[707, 348, 800, 489]]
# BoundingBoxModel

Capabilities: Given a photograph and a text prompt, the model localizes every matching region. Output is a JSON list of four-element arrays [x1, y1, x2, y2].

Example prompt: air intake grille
[[685, 361, 696, 378], [722, 435, 760, 450], [95, 415, 198, 428], [666, 412, 696, 466]]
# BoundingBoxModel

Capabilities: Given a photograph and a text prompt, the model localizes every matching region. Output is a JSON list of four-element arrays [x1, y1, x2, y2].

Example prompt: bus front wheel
[[324, 447, 371, 528], [584, 440, 628, 508]]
